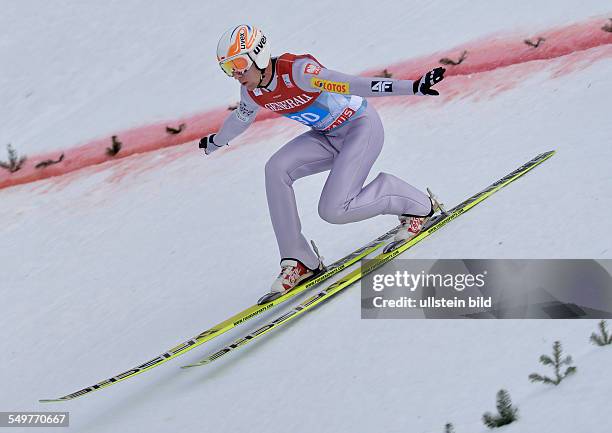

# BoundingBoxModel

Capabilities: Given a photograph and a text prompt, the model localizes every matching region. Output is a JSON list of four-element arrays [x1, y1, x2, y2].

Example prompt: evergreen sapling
[[482, 389, 519, 429], [529, 340, 576, 385], [106, 135, 122, 156], [0, 143, 27, 172], [590, 320, 612, 346]]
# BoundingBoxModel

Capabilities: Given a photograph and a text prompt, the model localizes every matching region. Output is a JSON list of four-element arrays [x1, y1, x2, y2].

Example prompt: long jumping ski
[[40, 223, 401, 402], [182, 150, 555, 368]]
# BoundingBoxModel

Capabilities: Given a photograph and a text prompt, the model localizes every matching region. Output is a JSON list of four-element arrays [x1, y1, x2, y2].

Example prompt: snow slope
[[1, 1, 611, 432], [2, 0, 611, 155]]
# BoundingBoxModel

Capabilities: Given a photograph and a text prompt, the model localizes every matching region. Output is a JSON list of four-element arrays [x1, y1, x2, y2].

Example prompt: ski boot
[[384, 188, 446, 253], [258, 241, 325, 305]]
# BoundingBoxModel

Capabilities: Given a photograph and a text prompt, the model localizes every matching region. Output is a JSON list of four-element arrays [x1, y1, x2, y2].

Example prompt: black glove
[[413, 67, 446, 96], [199, 134, 224, 155]]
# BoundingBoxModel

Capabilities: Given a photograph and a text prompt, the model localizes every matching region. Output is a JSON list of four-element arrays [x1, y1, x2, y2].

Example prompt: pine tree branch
[[564, 366, 577, 378], [539, 355, 554, 365], [165, 123, 186, 135], [590, 333, 605, 346]]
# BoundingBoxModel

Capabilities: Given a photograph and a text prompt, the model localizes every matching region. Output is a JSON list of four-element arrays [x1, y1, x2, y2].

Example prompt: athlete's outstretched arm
[[292, 58, 445, 97], [199, 86, 260, 155]]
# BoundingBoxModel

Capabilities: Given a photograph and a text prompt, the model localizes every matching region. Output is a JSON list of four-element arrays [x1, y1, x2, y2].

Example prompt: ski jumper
[[213, 53, 432, 269]]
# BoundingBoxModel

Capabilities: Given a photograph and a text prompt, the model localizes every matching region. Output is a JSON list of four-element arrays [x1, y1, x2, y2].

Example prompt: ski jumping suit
[[213, 53, 432, 269]]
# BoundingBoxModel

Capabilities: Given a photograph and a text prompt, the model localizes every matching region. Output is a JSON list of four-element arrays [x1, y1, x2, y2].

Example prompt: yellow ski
[[183, 151, 555, 368]]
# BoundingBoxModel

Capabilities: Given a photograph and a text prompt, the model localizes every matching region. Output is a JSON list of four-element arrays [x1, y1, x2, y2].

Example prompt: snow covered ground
[[1, 1, 611, 432]]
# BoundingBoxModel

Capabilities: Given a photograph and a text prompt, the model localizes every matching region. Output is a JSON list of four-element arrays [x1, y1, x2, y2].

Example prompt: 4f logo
[[371, 81, 393, 92]]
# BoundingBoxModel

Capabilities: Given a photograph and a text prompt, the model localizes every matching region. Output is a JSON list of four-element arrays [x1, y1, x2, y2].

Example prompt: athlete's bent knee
[[318, 201, 351, 224]]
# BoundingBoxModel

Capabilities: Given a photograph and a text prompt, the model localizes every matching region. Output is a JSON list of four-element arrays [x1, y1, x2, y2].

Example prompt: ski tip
[[539, 150, 556, 158], [39, 398, 61, 403], [181, 362, 206, 369]]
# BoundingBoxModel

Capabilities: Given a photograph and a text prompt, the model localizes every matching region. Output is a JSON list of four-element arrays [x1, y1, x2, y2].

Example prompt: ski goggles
[[219, 54, 253, 77]]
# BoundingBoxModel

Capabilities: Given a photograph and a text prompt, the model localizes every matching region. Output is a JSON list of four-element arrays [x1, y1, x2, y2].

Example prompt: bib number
[[289, 112, 321, 126]]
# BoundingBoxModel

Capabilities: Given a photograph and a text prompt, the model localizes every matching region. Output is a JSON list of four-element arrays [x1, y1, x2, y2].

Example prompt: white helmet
[[216, 25, 271, 77]]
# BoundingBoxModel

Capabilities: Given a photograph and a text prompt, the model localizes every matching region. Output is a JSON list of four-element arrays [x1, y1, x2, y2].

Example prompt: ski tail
[[182, 151, 555, 368]]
